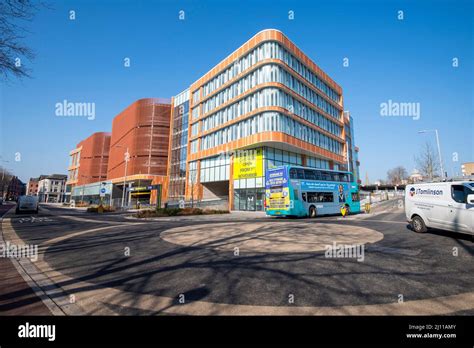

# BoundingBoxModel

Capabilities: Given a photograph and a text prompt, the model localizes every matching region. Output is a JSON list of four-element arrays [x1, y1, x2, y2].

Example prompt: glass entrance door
[[247, 189, 256, 211], [239, 190, 247, 211], [256, 189, 264, 211]]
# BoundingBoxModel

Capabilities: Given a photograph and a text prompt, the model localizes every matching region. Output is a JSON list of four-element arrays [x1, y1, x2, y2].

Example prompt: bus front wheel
[[309, 206, 317, 218]]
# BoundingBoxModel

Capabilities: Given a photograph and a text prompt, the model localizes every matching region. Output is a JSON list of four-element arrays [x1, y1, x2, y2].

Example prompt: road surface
[[1, 202, 473, 315]]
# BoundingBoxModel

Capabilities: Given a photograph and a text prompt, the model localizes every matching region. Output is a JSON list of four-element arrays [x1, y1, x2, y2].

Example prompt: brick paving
[[0, 204, 51, 315]]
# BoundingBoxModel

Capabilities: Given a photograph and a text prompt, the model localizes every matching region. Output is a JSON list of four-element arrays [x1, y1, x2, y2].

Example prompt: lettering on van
[[410, 187, 443, 197]]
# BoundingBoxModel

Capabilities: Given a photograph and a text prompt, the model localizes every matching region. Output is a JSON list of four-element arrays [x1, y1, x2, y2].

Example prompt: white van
[[405, 181, 474, 234], [16, 195, 39, 214]]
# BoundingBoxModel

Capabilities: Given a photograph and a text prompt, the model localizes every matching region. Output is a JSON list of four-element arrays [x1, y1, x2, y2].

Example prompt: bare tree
[[0, 0, 46, 80], [415, 142, 440, 180], [387, 166, 408, 185], [0, 166, 13, 198]]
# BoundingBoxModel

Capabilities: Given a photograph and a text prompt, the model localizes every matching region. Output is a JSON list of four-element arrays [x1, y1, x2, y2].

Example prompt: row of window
[[168, 179, 186, 200], [307, 157, 330, 170], [174, 89, 190, 107], [200, 163, 230, 183], [201, 41, 340, 103], [68, 169, 78, 181], [302, 192, 335, 203], [197, 112, 343, 155], [264, 147, 301, 166], [190, 147, 333, 184], [201, 154, 231, 168], [170, 130, 188, 150], [289, 168, 353, 182], [169, 101, 190, 183], [199, 87, 341, 137], [201, 64, 340, 119], [69, 152, 80, 167]]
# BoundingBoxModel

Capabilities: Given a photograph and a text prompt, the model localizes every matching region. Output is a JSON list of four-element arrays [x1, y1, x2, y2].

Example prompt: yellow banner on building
[[233, 148, 263, 179]]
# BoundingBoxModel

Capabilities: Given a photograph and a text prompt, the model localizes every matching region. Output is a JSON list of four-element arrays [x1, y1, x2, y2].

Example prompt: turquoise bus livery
[[265, 165, 360, 217]]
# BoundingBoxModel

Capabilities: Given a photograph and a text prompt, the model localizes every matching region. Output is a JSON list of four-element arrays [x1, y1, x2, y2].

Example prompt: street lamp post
[[418, 129, 445, 180], [122, 148, 130, 208]]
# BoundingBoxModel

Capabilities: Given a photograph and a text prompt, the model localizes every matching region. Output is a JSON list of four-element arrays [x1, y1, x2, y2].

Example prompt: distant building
[[409, 169, 423, 183], [38, 174, 68, 203], [67, 132, 111, 203], [26, 177, 39, 196], [461, 162, 474, 177]]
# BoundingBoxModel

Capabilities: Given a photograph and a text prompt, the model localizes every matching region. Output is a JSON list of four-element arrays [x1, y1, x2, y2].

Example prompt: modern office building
[[167, 29, 357, 211]]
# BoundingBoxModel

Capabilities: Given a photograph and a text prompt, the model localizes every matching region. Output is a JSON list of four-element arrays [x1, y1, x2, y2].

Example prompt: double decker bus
[[265, 165, 360, 217]]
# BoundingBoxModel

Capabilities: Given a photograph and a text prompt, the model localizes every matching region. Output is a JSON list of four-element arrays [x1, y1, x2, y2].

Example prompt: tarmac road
[[1, 202, 473, 315]]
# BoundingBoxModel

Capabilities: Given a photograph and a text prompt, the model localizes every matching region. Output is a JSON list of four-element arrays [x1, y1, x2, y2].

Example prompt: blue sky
[[1, 0, 472, 183]]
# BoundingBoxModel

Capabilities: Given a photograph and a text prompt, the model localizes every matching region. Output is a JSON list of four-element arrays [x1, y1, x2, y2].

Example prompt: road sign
[[99, 188, 106, 197]]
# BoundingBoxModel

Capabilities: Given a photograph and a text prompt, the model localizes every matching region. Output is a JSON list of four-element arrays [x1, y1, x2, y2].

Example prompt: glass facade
[[202, 64, 340, 119], [232, 146, 330, 211], [200, 85, 341, 136], [200, 110, 343, 155], [168, 90, 190, 200], [178, 31, 354, 211], [200, 154, 231, 183], [189, 42, 345, 176], [202, 41, 340, 103]]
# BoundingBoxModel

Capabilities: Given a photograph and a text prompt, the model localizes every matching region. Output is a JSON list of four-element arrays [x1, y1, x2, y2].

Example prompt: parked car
[[405, 181, 474, 234], [16, 195, 39, 214]]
